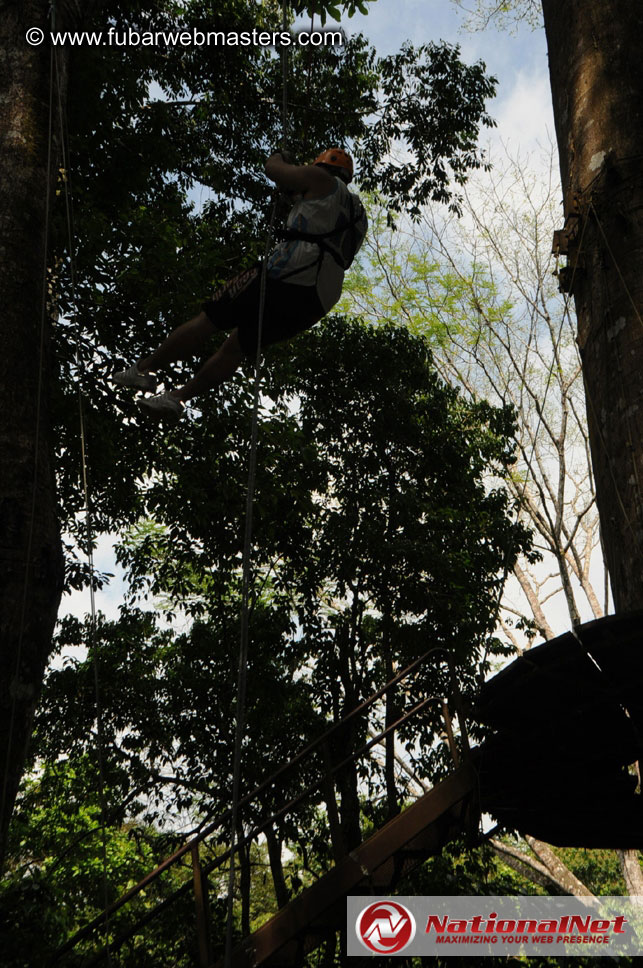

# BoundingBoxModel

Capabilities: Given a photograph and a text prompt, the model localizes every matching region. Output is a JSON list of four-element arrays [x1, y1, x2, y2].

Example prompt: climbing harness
[[275, 188, 366, 277]]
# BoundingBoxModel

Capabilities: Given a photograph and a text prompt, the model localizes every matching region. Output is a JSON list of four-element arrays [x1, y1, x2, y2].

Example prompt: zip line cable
[[223, 201, 278, 966], [0, 40, 55, 851], [224, 5, 290, 964], [52, 28, 113, 961]]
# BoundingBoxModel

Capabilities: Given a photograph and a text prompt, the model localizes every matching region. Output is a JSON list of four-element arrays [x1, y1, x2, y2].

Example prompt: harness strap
[[276, 192, 364, 274]]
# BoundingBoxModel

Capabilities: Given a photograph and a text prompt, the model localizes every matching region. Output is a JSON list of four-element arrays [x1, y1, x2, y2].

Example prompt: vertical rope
[[301, 8, 316, 158], [223, 4, 289, 964], [281, 0, 289, 143], [53, 34, 113, 962]]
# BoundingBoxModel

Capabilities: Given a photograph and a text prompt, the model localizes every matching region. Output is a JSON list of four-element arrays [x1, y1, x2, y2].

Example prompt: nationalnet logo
[[347, 896, 643, 958], [355, 900, 416, 953]]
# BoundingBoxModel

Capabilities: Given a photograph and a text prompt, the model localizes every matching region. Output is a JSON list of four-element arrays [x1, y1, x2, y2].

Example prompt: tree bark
[[618, 849, 643, 905], [0, 1, 67, 870], [335, 625, 363, 851], [382, 613, 399, 820], [490, 839, 582, 896], [335, 720, 362, 852], [264, 823, 290, 909], [541, 0, 643, 612], [525, 836, 597, 899], [236, 815, 251, 937]]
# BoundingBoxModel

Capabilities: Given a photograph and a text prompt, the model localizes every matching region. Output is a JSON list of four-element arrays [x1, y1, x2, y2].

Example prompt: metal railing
[[50, 647, 471, 966]]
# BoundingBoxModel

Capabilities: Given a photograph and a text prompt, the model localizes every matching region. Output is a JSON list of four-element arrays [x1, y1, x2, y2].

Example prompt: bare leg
[[138, 311, 215, 371], [170, 329, 245, 403]]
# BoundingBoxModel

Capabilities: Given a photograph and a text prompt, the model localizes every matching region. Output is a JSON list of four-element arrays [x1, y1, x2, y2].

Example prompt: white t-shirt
[[266, 178, 367, 313]]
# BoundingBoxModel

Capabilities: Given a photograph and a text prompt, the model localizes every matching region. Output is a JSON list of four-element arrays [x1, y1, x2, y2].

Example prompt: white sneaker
[[138, 391, 185, 422], [113, 363, 157, 392]]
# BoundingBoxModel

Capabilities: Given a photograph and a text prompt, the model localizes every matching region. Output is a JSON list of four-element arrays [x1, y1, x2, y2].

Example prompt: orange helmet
[[313, 148, 353, 182]]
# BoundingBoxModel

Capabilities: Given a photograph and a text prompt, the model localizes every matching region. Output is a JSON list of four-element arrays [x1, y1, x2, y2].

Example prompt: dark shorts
[[201, 264, 325, 357]]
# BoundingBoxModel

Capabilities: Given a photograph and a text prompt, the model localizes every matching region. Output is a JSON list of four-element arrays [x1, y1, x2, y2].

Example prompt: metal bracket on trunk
[[552, 196, 584, 292]]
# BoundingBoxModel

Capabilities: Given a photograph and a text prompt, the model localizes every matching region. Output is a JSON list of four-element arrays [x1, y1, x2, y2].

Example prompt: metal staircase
[[220, 762, 476, 968], [50, 613, 643, 967], [51, 649, 477, 968]]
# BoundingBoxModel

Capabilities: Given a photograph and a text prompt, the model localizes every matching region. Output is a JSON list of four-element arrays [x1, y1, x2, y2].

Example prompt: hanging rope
[[52, 20, 113, 960], [300, 8, 316, 159], [2, 11, 112, 956], [546, 174, 643, 612], [280, 3, 289, 142], [578, 198, 643, 555], [589, 198, 643, 332], [552, 186, 643, 565], [0, 33, 55, 851], [224, 4, 289, 964]]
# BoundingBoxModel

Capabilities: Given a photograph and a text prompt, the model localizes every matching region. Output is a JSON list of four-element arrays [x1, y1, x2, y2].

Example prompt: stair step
[[218, 763, 477, 968]]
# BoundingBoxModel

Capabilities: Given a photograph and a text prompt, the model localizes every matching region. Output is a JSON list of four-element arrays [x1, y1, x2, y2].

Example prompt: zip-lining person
[[113, 148, 368, 420]]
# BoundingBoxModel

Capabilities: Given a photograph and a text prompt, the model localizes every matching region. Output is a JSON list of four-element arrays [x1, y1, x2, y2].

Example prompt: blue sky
[[62, 0, 557, 628], [346, 0, 554, 153]]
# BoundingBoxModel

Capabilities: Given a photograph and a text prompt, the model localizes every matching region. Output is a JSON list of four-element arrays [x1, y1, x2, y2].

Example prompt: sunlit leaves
[[357, 42, 497, 218]]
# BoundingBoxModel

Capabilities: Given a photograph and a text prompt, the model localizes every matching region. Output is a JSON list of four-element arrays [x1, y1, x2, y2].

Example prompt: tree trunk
[[490, 839, 589, 896], [237, 817, 251, 937], [382, 615, 399, 820], [334, 720, 362, 852], [524, 836, 597, 899], [541, 0, 643, 612], [264, 823, 290, 909], [335, 625, 362, 851], [0, 1, 67, 871], [618, 849, 643, 905]]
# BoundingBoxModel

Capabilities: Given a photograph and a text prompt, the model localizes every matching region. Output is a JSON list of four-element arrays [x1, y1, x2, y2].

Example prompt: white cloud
[[491, 68, 555, 155]]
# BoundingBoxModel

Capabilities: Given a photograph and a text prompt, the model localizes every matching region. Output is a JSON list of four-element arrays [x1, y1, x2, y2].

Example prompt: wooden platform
[[474, 612, 643, 847]]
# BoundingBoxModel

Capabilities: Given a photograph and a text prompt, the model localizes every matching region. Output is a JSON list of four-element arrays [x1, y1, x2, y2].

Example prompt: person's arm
[[265, 151, 334, 197]]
